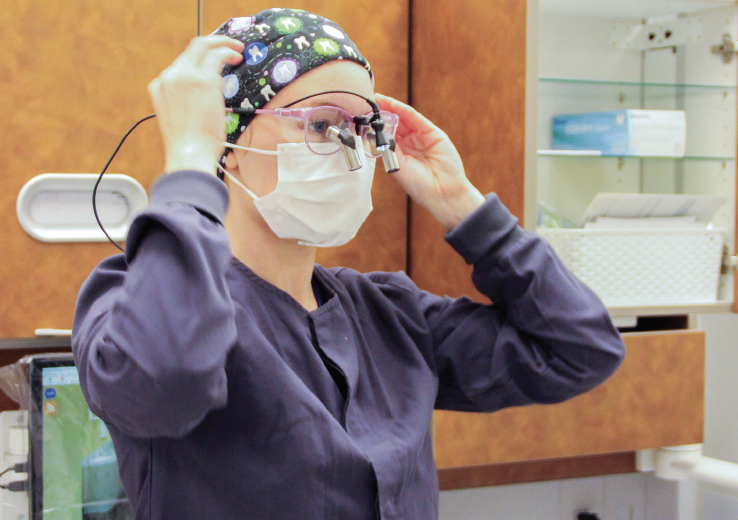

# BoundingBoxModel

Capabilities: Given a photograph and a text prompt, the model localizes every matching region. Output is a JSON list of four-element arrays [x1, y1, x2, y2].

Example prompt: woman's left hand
[[374, 93, 485, 231]]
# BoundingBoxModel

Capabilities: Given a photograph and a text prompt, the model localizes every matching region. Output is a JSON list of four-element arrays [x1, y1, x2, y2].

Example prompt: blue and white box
[[551, 109, 686, 157]]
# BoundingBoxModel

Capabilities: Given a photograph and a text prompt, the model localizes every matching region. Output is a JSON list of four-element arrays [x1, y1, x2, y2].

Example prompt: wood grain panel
[[410, 0, 527, 298], [202, 1, 410, 274], [438, 452, 637, 490], [0, 0, 196, 337], [434, 331, 705, 468]]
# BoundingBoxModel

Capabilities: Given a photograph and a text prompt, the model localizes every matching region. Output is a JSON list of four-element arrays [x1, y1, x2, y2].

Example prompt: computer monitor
[[28, 354, 131, 520]]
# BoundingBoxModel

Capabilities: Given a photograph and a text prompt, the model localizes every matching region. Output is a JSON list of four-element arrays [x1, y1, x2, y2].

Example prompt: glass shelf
[[537, 150, 735, 161], [540, 77, 737, 90]]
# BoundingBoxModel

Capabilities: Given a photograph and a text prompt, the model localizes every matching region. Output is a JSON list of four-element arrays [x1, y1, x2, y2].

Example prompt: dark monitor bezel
[[28, 353, 78, 520]]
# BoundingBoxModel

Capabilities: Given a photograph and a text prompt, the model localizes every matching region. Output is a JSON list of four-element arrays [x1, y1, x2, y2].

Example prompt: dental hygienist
[[72, 8, 625, 520]]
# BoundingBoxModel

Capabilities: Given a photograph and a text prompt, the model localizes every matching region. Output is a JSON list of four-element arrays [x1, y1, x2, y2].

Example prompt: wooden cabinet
[[0, 1, 409, 337], [0, 0, 196, 337], [409, 0, 528, 302], [410, 0, 724, 488], [434, 331, 705, 487]]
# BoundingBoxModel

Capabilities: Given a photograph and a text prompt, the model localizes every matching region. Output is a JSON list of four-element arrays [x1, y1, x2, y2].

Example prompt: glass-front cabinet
[[535, 0, 738, 321]]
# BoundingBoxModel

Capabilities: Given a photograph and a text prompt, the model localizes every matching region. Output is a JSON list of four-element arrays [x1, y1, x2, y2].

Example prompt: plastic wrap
[[0, 354, 131, 520]]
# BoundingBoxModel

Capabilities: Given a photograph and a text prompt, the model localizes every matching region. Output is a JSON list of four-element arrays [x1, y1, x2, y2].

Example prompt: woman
[[72, 8, 625, 520]]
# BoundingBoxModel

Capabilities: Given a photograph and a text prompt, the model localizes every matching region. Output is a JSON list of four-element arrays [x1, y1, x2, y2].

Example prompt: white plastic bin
[[538, 228, 724, 306]]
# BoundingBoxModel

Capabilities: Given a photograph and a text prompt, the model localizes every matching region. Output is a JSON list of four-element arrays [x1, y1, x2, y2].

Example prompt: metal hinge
[[612, 14, 703, 50], [721, 244, 738, 275], [711, 33, 738, 64]]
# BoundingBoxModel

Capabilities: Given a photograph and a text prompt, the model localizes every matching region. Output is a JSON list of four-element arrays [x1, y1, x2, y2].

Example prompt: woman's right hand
[[148, 36, 244, 175]]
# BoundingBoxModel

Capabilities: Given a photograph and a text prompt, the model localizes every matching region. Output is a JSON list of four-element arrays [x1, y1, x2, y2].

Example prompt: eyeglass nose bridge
[[352, 114, 373, 134]]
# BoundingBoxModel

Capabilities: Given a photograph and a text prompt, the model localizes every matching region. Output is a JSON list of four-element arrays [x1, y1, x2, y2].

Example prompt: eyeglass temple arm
[[228, 107, 256, 115], [227, 107, 300, 118]]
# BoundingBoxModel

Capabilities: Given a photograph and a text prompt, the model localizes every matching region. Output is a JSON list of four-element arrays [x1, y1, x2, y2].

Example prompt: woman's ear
[[225, 124, 255, 171], [224, 149, 239, 170]]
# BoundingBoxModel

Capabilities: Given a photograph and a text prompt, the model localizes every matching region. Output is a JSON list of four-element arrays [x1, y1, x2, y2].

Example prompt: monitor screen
[[29, 355, 131, 520]]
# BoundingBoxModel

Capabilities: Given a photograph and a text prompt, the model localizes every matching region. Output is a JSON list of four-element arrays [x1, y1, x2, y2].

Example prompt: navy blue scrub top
[[72, 170, 625, 520]]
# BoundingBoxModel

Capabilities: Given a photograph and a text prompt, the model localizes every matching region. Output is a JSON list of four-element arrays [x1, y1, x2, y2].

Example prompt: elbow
[[564, 311, 627, 393], [585, 316, 627, 384], [82, 347, 229, 439], [605, 333, 627, 376], [582, 334, 626, 390], [523, 333, 626, 405], [90, 367, 228, 438], [557, 334, 627, 403]]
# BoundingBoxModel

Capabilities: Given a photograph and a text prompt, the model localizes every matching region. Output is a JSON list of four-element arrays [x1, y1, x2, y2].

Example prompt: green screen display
[[41, 367, 130, 520]]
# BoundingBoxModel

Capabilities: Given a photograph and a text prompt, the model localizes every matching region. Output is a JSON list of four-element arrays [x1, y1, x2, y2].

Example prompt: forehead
[[266, 60, 374, 113]]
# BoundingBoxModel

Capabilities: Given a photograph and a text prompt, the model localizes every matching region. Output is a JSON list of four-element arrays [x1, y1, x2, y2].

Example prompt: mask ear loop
[[223, 143, 279, 156], [216, 163, 258, 200], [217, 143, 279, 200]]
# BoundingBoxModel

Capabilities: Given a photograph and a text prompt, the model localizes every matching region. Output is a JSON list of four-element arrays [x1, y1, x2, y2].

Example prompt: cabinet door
[[201, 1, 410, 274], [0, 0, 197, 337], [434, 331, 705, 484], [536, 5, 738, 313], [410, 0, 528, 300]]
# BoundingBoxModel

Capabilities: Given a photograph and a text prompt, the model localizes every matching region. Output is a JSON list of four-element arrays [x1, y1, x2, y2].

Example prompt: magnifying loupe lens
[[306, 108, 352, 155]]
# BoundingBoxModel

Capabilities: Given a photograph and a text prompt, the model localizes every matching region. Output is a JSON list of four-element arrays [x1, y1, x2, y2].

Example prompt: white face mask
[[220, 139, 376, 248]]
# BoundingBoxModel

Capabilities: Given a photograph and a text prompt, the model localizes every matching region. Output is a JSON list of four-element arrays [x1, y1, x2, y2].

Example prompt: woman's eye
[[308, 120, 330, 135]]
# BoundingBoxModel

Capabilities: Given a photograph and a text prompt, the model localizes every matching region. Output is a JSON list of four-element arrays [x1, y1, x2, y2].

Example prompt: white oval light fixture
[[16, 174, 148, 242]]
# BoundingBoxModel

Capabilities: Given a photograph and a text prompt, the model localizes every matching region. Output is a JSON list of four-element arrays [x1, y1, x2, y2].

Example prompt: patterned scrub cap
[[214, 8, 373, 151]]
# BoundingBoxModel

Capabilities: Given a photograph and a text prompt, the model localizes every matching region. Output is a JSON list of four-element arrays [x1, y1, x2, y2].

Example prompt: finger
[[374, 93, 443, 139], [183, 35, 245, 62], [147, 78, 162, 109], [376, 96, 439, 140], [200, 47, 245, 73]]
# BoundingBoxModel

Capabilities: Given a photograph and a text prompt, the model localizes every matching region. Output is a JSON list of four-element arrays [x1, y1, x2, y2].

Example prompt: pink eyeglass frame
[[241, 105, 399, 157]]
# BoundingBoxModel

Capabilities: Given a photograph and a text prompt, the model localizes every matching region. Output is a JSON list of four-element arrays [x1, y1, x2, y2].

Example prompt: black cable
[[0, 462, 27, 479], [282, 89, 376, 110], [93, 114, 156, 253], [0, 480, 27, 492], [0, 462, 28, 492]]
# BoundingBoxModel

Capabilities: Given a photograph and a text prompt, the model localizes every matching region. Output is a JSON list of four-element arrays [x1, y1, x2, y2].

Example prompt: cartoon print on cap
[[229, 17, 253, 33], [214, 8, 373, 150], [322, 25, 344, 40], [271, 59, 299, 85], [314, 38, 339, 56], [245, 42, 268, 66], [275, 16, 303, 34], [222, 74, 240, 98], [224, 113, 240, 134]]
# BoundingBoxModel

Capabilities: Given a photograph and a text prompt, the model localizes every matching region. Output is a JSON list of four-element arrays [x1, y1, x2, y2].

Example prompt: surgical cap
[[214, 8, 373, 148]]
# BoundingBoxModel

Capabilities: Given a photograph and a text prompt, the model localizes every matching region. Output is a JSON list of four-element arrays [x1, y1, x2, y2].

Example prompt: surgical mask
[[219, 139, 376, 248]]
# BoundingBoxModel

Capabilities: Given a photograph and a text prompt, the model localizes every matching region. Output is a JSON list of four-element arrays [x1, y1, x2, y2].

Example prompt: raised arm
[[374, 94, 625, 411], [73, 172, 237, 437], [426, 195, 625, 411], [72, 36, 245, 438]]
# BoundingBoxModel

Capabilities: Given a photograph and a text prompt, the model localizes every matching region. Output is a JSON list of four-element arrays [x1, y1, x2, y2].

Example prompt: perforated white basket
[[538, 228, 725, 307]]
